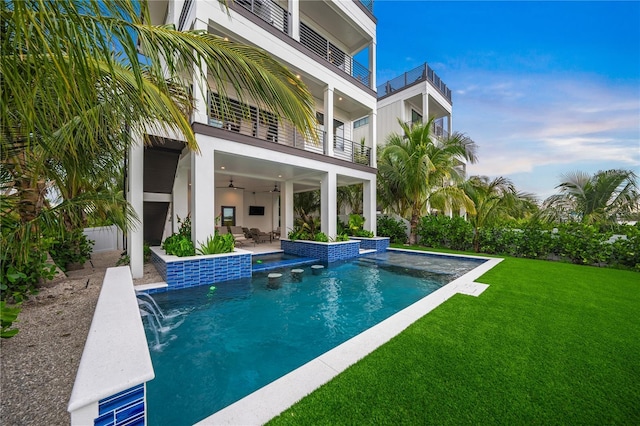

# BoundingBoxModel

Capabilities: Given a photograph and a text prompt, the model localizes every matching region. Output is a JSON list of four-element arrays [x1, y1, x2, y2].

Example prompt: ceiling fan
[[216, 178, 244, 190]]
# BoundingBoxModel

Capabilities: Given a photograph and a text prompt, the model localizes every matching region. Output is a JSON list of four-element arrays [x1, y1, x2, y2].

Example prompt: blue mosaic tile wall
[[281, 240, 360, 262], [94, 384, 145, 426], [353, 237, 390, 252], [150, 250, 251, 292]]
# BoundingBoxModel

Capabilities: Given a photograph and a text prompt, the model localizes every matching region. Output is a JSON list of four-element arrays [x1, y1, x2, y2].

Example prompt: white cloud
[[452, 69, 640, 197]]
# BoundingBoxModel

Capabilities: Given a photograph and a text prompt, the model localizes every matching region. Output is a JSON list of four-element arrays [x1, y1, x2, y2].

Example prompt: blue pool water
[[144, 251, 485, 425], [252, 252, 319, 272]]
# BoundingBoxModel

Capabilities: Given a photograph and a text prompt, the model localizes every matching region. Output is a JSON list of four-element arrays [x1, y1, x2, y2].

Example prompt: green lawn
[[269, 253, 640, 425]]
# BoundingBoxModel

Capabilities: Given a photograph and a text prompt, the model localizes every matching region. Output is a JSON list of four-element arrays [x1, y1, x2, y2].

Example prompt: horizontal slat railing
[[236, 0, 289, 34], [300, 22, 371, 87], [208, 92, 327, 155]]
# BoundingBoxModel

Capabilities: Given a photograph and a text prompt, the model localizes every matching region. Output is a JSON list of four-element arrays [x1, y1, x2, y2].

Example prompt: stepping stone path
[[311, 265, 324, 275]]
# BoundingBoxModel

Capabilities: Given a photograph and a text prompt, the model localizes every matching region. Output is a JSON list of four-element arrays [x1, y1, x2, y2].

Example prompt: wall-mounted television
[[249, 205, 265, 216]]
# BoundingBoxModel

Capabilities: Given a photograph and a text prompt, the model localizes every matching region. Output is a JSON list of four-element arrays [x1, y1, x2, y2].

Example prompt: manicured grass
[[269, 254, 640, 425]]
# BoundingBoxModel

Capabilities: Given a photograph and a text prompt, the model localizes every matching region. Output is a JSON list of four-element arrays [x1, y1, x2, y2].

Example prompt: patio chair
[[229, 226, 249, 246], [250, 228, 272, 244]]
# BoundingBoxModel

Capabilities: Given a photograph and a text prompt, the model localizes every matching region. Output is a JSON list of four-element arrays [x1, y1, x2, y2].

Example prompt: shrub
[[1, 250, 55, 303], [162, 215, 196, 257], [314, 232, 329, 242], [162, 234, 195, 257], [417, 215, 473, 250], [377, 215, 407, 244], [196, 232, 235, 255], [49, 229, 94, 271], [1, 301, 21, 338]]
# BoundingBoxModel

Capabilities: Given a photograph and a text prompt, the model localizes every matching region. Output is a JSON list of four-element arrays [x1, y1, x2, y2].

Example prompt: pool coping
[[197, 249, 503, 425]]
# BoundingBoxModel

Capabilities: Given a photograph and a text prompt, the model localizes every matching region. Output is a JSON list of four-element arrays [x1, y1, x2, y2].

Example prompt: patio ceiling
[[211, 152, 365, 194]]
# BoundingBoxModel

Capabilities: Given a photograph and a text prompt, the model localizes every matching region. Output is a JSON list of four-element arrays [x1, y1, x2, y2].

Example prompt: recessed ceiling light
[[338, 97, 343, 101], [220, 166, 225, 170], [278, 175, 282, 178]]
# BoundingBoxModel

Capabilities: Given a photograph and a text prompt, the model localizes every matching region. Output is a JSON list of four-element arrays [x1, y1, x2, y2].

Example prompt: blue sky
[[374, 0, 640, 200]]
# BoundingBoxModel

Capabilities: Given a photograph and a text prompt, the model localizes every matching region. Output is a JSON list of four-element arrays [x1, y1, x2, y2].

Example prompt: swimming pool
[[143, 251, 486, 425]]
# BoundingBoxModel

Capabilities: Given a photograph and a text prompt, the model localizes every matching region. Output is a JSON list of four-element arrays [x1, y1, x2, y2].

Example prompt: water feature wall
[[150, 247, 252, 292], [68, 267, 153, 425], [281, 239, 360, 262]]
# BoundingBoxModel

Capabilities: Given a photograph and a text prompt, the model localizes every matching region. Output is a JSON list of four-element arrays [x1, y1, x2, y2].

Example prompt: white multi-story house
[[354, 62, 452, 147], [128, 0, 378, 277]]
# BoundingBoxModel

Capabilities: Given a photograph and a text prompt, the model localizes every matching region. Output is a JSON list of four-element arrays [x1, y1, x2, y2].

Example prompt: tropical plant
[[1, 301, 21, 339], [196, 232, 235, 255], [377, 215, 408, 244], [461, 176, 538, 252], [294, 190, 321, 218], [1, 0, 317, 299], [540, 169, 639, 226], [377, 118, 478, 244], [337, 184, 363, 215], [49, 229, 94, 271]]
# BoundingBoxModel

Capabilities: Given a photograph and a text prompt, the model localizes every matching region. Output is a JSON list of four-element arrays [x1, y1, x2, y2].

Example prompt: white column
[[324, 85, 334, 157], [320, 171, 337, 237], [363, 177, 376, 235], [422, 91, 430, 123], [190, 142, 215, 246], [172, 153, 190, 234], [369, 41, 376, 89], [448, 111, 453, 134], [192, 20, 209, 125], [128, 133, 144, 279], [369, 110, 377, 168], [282, 181, 294, 237], [289, 0, 300, 40]]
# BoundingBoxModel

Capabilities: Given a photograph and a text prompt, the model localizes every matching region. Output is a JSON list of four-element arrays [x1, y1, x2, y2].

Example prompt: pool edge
[[197, 252, 503, 425]]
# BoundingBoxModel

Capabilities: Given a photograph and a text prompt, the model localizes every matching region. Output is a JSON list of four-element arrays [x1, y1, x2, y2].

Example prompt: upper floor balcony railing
[[359, 0, 374, 13], [208, 93, 371, 166], [404, 119, 450, 140], [236, 0, 289, 34], [300, 22, 371, 87], [377, 63, 452, 102]]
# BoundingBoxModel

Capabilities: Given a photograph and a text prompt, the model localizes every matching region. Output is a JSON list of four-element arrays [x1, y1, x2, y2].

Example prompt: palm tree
[[540, 169, 639, 226], [377, 118, 478, 244], [1, 0, 316, 277], [462, 176, 538, 252]]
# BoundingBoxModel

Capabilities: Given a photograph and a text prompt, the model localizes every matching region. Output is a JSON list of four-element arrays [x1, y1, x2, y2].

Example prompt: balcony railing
[[300, 22, 371, 87], [236, 0, 289, 34], [208, 93, 372, 166], [404, 119, 450, 140], [334, 136, 372, 165], [359, 0, 374, 13], [377, 63, 452, 102], [177, 0, 194, 30]]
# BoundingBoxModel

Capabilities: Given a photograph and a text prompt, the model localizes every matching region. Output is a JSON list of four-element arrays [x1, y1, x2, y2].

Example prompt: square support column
[[369, 111, 377, 168], [127, 133, 144, 279], [320, 171, 337, 238], [192, 20, 209, 125], [369, 41, 376, 89], [288, 0, 300, 40], [363, 177, 376, 234], [172, 153, 190, 234], [324, 85, 334, 157], [282, 181, 294, 237], [190, 143, 215, 246]]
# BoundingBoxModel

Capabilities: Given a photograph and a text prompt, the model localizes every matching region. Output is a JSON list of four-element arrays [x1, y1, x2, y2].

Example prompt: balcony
[[404, 119, 450, 140], [235, 0, 289, 34], [208, 93, 371, 166], [300, 22, 371, 87], [377, 63, 452, 103]]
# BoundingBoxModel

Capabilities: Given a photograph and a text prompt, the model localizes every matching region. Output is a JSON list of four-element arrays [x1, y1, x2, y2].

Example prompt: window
[[221, 206, 236, 227], [353, 116, 369, 128], [411, 109, 423, 124]]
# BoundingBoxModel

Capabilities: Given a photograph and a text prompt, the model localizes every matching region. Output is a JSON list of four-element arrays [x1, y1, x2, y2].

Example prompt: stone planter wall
[[281, 239, 360, 263]]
